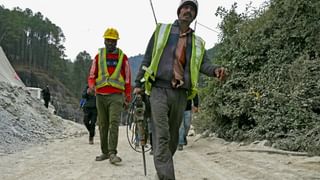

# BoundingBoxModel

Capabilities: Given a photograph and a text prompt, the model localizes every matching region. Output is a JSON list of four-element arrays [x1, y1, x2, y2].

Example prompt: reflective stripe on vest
[[96, 48, 125, 90], [189, 33, 205, 99], [142, 23, 172, 95], [143, 23, 205, 99]]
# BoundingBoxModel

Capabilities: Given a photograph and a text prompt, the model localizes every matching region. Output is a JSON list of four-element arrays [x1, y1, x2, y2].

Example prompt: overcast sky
[[1, 0, 266, 60]]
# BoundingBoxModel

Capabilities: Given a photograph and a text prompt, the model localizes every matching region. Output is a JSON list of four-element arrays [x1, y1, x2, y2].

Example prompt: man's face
[[178, 4, 196, 23], [104, 38, 117, 52]]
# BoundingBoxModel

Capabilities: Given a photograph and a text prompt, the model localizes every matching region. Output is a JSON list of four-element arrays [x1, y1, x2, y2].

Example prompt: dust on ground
[[0, 126, 319, 180]]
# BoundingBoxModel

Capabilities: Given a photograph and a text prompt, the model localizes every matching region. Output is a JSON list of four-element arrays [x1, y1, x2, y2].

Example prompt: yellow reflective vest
[[142, 23, 205, 99], [95, 48, 125, 90]]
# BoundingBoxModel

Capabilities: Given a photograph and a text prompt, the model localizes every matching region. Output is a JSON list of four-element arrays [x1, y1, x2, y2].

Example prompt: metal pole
[[149, 0, 158, 25], [142, 145, 147, 175]]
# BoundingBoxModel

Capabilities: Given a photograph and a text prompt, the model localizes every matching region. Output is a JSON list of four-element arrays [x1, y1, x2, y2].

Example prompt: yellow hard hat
[[103, 28, 119, 40]]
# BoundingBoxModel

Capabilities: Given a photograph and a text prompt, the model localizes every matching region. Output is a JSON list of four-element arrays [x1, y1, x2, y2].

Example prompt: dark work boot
[[109, 154, 122, 164], [184, 136, 188, 145], [95, 154, 109, 161]]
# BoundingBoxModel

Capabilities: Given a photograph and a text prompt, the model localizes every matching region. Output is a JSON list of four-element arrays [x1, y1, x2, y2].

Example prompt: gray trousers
[[150, 87, 187, 180]]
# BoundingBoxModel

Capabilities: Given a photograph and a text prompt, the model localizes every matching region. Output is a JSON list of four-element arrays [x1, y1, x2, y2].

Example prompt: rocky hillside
[[16, 68, 83, 123], [0, 81, 86, 154]]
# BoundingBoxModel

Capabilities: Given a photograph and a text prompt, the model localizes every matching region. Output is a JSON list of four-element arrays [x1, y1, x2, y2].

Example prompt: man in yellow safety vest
[[88, 27, 131, 164], [134, 0, 226, 179]]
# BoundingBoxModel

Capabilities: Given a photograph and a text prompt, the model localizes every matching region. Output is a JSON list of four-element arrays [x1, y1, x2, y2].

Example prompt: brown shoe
[[109, 154, 122, 164], [95, 154, 109, 161], [89, 137, 94, 145], [178, 144, 183, 151]]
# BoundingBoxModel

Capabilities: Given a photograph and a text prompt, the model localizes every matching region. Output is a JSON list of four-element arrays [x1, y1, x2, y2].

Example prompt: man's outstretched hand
[[214, 67, 227, 81]]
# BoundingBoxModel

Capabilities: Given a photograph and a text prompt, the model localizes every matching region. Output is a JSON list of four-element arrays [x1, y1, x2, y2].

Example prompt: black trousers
[[44, 100, 49, 108], [83, 107, 97, 137]]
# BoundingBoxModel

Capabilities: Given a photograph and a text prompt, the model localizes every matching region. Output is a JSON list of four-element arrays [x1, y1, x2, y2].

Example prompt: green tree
[[72, 51, 92, 98], [196, 0, 320, 155]]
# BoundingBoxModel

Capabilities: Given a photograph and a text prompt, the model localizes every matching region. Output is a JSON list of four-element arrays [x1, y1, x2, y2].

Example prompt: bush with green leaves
[[196, 0, 320, 155]]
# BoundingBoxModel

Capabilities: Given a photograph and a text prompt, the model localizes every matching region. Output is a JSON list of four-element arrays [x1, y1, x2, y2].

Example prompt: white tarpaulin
[[0, 46, 25, 87]]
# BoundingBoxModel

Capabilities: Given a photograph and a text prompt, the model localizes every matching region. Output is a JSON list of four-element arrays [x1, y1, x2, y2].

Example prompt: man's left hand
[[214, 67, 226, 81]]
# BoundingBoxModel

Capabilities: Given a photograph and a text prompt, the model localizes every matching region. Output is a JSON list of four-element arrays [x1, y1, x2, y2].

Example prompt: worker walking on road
[[88, 27, 131, 164], [134, 0, 226, 179], [81, 85, 97, 145], [177, 93, 198, 151]]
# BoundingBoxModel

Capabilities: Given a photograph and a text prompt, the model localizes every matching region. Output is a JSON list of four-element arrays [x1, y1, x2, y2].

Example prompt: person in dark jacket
[[177, 93, 198, 151], [133, 0, 226, 179], [41, 85, 51, 108], [82, 85, 97, 144]]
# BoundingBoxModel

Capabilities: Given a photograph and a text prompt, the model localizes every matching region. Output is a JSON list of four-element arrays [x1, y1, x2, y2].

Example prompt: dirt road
[[1, 126, 319, 180]]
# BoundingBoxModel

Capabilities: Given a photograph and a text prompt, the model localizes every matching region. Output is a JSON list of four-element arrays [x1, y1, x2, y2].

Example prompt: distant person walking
[[81, 85, 97, 145], [88, 27, 131, 164], [134, 0, 226, 179], [41, 85, 51, 108], [178, 93, 198, 151]]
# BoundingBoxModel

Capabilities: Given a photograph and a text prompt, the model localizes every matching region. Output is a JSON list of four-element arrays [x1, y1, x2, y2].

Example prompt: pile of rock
[[0, 82, 85, 154]]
